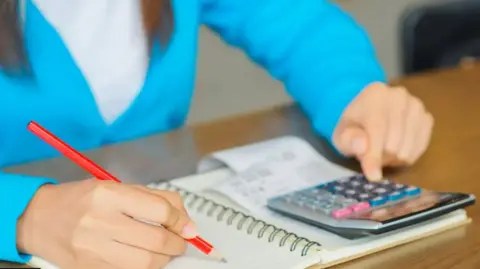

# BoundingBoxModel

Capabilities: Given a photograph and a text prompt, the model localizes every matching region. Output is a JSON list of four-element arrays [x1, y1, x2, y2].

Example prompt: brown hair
[[0, 0, 173, 75]]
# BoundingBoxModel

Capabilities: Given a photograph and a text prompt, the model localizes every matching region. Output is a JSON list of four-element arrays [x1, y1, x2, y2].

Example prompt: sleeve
[[200, 0, 386, 142], [0, 173, 57, 263]]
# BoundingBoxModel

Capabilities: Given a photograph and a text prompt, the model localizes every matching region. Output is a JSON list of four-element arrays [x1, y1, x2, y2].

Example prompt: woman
[[0, 0, 434, 268]]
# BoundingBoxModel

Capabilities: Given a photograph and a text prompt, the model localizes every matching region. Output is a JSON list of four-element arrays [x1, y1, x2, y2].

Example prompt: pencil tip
[[208, 249, 226, 263]]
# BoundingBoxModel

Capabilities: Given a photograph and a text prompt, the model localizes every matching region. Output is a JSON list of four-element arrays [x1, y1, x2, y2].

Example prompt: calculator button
[[334, 198, 354, 208], [303, 192, 317, 199], [313, 204, 327, 212], [331, 208, 353, 219], [349, 202, 371, 212], [369, 196, 388, 207], [310, 189, 321, 194], [379, 179, 391, 185], [322, 203, 334, 209], [299, 195, 309, 201], [393, 183, 406, 190], [292, 196, 307, 205], [363, 183, 375, 191], [356, 193, 374, 201], [330, 185, 345, 193], [332, 195, 346, 202], [405, 186, 422, 196], [345, 189, 357, 196], [305, 190, 325, 198], [315, 197, 333, 204], [344, 198, 357, 204], [349, 180, 362, 187], [373, 188, 388, 195], [388, 191, 405, 201], [318, 205, 334, 214]]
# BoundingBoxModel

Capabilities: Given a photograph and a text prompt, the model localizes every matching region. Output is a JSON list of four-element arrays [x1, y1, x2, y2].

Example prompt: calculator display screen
[[347, 191, 464, 223]]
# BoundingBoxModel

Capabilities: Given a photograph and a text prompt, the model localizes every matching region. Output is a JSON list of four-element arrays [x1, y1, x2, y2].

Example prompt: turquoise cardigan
[[0, 0, 385, 263]]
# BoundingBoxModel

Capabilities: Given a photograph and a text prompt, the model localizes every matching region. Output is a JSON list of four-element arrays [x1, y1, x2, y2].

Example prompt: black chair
[[400, 0, 480, 75]]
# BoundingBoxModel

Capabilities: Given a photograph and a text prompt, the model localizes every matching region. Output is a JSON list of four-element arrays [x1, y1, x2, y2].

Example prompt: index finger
[[116, 186, 197, 239], [360, 113, 387, 181]]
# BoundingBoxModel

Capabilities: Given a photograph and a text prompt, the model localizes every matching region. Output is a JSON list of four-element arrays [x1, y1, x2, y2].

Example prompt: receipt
[[209, 136, 354, 214]]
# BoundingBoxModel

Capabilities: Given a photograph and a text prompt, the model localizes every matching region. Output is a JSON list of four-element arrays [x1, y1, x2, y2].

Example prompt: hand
[[17, 179, 196, 269], [332, 82, 434, 181]]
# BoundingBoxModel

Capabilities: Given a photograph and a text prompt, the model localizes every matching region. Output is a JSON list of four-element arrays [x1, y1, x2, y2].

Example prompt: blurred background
[[189, 0, 480, 124]]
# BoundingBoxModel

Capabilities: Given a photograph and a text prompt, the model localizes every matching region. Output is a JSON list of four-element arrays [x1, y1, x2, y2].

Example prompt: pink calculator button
[[331, 208, 352, 219], [349, 202, 371, 212]]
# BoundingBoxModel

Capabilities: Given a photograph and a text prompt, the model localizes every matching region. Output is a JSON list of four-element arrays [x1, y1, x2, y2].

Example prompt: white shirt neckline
[[32, 0, 149, 124]]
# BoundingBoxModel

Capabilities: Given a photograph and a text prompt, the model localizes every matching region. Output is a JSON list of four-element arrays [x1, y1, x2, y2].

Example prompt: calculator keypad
[[279, 175, 422, 219]]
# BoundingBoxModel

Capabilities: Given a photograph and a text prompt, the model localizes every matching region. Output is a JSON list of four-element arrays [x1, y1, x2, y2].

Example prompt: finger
[[102, 240, 172, 269], [381, 151, 405, 167], [114, 186, 197, 239], [150, 191, 186, 212], [132, 186, 188, 214], [360, 110, 388, 181], [382, 155, 407, 167], [384, 87, 409, 156], [370, 208, 390, 220], [333, 124, 368, 157], [111, 214, 187, 256], [397, 97, 426, 164], [410, 112, 434, 163]]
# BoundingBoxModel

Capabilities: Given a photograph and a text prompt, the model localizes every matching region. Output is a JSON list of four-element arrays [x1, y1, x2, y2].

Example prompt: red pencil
[[27, 121, 226, 263]]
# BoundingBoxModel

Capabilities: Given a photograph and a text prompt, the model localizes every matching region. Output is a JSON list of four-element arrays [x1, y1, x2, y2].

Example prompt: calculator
[[267, 175, 475, 239]]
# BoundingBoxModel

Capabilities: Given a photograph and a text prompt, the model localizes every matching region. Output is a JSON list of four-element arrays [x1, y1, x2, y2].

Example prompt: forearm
[[278, 4, 386, 141], [0, 173, 57, 263], [201, 0, 386, 141]]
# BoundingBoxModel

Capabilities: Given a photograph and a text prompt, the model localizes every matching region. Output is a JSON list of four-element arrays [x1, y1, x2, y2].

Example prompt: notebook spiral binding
[[149, 181, 322, 257]]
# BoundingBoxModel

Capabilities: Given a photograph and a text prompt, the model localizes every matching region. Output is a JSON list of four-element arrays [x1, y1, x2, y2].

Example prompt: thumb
[[334, 125, 369, 157]]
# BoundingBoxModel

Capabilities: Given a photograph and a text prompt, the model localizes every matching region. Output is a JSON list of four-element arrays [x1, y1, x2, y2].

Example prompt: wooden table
[[2, 64, 480, 268]]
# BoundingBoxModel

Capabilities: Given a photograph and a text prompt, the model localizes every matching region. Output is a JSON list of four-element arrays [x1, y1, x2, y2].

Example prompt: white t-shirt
[[32, 0, 148, 124]]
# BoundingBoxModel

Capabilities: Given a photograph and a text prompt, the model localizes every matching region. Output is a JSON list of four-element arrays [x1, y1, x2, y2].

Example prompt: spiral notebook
[[29, 136, 471, 269]]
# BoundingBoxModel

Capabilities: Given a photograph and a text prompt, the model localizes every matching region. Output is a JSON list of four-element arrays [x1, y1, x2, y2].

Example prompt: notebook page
[[166, 170, 353, 250], [172, 160, 359, 251], [29, 226, 310, 269], [164, 202, 312, 269], [200, 136, 354, 215], [147, 172, 324, 269]]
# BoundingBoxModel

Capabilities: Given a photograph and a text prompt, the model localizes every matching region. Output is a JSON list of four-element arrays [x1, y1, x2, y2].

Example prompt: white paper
[[208, 136, 355, 214], [199, 136, 330, 172]]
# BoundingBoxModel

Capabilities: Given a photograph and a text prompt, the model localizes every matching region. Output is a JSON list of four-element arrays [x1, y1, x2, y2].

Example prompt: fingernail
[[352, 138, 366, 155], [368, 170, 383, 181], [182, 222, 198, 239]]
